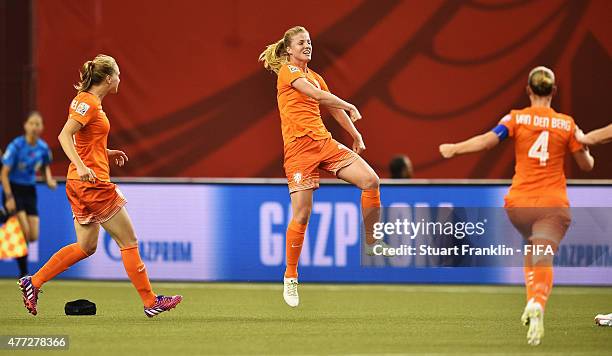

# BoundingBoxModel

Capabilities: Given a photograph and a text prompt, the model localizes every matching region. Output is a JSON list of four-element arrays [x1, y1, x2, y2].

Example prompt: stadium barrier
[[1, 179, 611, 285]]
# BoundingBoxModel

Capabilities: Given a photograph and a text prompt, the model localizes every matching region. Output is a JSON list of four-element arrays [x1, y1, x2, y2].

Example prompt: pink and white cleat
[[18, 276, 41, 316], [144, 295, 183, 318]]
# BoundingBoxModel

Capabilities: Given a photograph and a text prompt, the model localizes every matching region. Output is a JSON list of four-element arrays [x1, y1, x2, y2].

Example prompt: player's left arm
[[440, 117, 511, 159], [328, 108, 365, 154]]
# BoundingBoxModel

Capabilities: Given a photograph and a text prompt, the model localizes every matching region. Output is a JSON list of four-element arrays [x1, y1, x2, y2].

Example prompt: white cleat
[[521, 298, 544, 346], [595, 313, 612, 326], [365, 240, 394, 257], [283, 277, 299, 307]]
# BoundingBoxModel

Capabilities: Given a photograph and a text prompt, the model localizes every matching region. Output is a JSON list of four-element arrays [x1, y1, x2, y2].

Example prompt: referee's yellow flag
[[0, 216, 28, 259]]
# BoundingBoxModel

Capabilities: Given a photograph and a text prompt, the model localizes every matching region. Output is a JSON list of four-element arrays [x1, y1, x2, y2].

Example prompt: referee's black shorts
[[2, 182, 38, 216]]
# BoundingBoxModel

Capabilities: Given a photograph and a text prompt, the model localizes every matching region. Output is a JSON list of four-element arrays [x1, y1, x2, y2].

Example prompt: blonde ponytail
[[259, 39, 287, 74], [259, 26, 307, 74], [74, 61, 95, 92], [74, 54, 117, 92]]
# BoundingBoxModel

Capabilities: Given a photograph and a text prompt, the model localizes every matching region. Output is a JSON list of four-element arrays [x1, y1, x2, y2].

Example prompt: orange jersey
[[499, 106, 584, 206], [66, 92, 111, 182], [277, 64, 332, 145]]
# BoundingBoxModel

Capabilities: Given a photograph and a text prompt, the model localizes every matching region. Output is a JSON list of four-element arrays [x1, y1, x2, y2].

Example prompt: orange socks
[[284, 220, 307, 279], [32, 243, 88, 288], [532, 265, 553, 308], [361, 189, 381, 245], [120, 246, 157, 307], [31, 242, 157, 307], [524, 264, 535, 302], [524, 242, 554, 310]]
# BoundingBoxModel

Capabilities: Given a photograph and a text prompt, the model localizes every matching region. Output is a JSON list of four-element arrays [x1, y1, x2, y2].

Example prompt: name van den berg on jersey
[[516, 114, 572, 131]]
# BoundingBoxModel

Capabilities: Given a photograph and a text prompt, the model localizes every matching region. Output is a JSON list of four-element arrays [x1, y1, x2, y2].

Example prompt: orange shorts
[[504, 195, 569, 208], [504, 196, 570, 244], [66, 180, 127, 225], [284, 136, 358, 193]]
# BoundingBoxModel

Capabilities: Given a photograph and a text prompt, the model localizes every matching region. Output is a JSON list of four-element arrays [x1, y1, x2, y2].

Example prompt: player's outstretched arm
[[577, 123, 612, 145], [291, 78, 361, 122], [439, 131, 500, 159]]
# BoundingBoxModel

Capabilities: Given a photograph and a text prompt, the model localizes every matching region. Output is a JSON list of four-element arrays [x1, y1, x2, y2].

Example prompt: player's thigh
[[101, 207, 138, 248], [74, 220, 101, 255], [506, 206, 569, 243], [336, 156, 379, 190], [284, 145, 320, 193], [26, 215, 40, 242], [528, 210, 569, 265], [505, 207, 537, 239], [290, 189, 314, 224], [530, 208, 570, 246]]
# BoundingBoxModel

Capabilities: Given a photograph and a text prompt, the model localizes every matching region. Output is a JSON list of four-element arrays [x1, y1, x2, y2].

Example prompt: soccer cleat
[[144, 295, 183, 318], [283, 277, 299, 307], [595, 313, 612, 326], [521, 298, 544, 346], [18, 276, 41, 316], [365, 239, 394, 257]]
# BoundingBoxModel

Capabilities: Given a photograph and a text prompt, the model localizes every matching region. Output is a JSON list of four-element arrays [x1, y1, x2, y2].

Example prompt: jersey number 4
[[528, 131, 549, 166]]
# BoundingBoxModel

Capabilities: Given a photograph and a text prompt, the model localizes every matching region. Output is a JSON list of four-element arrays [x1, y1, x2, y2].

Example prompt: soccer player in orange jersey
[[259, 26, 387, 307], [439, 66, 594, 345], [17, 55, 182, 318]]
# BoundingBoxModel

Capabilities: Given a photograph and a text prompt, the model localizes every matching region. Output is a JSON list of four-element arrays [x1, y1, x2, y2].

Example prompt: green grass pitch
[[1, 280, 611, 355]]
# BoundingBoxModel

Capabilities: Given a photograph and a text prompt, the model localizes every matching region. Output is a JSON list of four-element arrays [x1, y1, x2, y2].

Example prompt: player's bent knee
[[363, 173, 380, 190], [81, 244, 97, 256], [125, 239, 139, 249], [127, 233, 139, 246], [531, 252, 554, 266], [293, 212, 311, 225], [116, 234, 138, 249], [292, 207, 311, 225]]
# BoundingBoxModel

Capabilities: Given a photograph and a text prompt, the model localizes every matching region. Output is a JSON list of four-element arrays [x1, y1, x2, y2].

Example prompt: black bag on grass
[[65, 299, 96, 316]]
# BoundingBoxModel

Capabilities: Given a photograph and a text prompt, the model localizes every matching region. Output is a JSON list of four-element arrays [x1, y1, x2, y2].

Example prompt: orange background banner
[[34, 0, 612, 179]]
